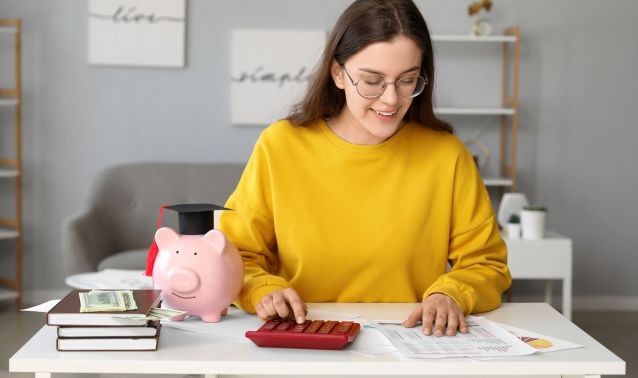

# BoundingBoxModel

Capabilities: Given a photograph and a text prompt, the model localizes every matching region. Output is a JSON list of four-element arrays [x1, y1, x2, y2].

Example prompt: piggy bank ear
[[202, 229, 227, 255], [155, 227, 180, 249]]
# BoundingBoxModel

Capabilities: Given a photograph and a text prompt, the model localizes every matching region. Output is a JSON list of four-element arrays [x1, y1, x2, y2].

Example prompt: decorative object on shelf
[[506, 213, 521, 239], [231, 29, 325, 125], [468, 0, 493, 36], [521, 206, 547, 240], [497, 192, 528, 230], [465, 138, 491, 174], [88, 0, 186, 67]]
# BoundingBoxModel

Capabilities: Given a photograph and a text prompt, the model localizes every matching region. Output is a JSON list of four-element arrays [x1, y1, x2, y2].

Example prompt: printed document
[[495, 322, 582, 354], [372, 316, 536, 359]]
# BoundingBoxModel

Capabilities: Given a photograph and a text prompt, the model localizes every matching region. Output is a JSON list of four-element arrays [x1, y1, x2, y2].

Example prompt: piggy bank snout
[[168, 268, 200, 293]]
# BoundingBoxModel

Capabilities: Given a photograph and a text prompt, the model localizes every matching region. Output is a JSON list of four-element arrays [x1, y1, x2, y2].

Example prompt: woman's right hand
[[255, 287, 308, 324]]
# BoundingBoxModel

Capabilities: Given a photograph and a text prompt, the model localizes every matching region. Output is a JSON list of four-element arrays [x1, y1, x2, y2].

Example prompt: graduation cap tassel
[[144, 204, 168, 277]]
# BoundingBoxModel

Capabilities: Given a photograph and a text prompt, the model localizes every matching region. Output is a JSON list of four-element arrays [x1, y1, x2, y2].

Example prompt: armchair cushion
[[97, 249, 148, 271]]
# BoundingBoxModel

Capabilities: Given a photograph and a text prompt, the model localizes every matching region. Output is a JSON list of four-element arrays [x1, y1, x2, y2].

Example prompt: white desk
[[10, 303, 624, 378], [505, 231, 572, 320]]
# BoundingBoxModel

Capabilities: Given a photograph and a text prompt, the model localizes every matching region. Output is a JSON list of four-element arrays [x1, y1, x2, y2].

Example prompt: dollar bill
[[147, 307, 186, 318], [112, 307, 187, 321], [89, 290, 138, 310], [79, 291, 126, 312]]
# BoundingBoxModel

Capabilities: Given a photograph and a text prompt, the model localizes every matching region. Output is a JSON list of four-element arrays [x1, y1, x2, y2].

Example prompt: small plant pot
[[506, 223, 521, 239], [521, 209, 546, 239]]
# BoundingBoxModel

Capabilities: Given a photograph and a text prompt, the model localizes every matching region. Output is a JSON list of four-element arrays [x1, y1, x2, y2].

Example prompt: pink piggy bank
[[152, 227, 244, 322]]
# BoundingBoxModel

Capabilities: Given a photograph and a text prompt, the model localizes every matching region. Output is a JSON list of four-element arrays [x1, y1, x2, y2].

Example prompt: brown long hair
[[288, 0, 452, 134]]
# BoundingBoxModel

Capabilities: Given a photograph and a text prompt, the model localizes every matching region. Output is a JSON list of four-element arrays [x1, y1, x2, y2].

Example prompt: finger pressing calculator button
[[317, 320, 337, 334], [290, 321, 311, 333]]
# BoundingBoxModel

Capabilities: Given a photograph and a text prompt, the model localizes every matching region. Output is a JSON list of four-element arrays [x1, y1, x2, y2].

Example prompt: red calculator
[[245, 319, 361, 350]]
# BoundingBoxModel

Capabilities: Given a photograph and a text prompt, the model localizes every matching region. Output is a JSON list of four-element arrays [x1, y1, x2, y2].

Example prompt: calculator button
[[331, 321, 353, 334], [290, 321, 311, 333], [303, 320, 324, 333], [317, 320, 337, 334], [346, 323, 361, 339], [275, 321, 295, 331], [259, 320, 281, 331]]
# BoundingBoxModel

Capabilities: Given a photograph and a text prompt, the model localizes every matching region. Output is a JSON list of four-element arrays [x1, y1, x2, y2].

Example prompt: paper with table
[[372, 316, 538, 358]]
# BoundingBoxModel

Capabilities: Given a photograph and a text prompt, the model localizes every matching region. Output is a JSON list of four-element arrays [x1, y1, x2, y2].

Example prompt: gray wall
[[1, 0, 637, 304]]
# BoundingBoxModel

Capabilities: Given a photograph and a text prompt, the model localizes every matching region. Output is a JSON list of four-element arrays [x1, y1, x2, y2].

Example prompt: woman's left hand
[[402, 293, 468, 336]]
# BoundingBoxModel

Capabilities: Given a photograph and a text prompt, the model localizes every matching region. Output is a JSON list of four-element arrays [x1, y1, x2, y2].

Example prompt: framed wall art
[[88, 0, 186, 67], [231, 29, 326, 125]]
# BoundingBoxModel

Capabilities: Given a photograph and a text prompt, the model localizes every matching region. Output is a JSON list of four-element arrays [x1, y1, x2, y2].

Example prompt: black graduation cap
[[164, 203, 231, 235]]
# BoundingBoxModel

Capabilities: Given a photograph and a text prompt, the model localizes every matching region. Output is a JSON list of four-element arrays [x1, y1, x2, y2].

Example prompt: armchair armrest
[[62, 211, 114, 276]]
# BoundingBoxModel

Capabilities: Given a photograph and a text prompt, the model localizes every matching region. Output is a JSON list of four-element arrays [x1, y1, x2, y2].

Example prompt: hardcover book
[[57, 320, 161, 338], [46, 289, 162, 326], [56, 328, 161, 351]]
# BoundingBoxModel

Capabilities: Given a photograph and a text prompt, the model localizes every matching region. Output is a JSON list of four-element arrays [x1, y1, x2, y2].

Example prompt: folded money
[[79, 290, 139, 312], [113, 307, 187, 321]]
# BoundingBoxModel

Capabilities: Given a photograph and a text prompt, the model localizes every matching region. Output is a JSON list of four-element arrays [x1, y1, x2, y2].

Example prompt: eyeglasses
[[342, 65, 427, 99]]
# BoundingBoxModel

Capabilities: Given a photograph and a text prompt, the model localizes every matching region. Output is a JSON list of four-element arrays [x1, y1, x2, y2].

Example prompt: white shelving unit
[[0, 18, 22, 309], [0, 228, 19, 240], [0, 98, 19, 106], [432, 34, 517, 43], [483, 176, 514, 187], [0, 168, 19, 178], [432, 27, 521, 192], [434, 107, 515, 116]]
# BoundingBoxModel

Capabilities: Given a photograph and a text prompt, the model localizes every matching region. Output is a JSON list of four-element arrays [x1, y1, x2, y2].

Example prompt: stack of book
[[46, 289, 163, 351]]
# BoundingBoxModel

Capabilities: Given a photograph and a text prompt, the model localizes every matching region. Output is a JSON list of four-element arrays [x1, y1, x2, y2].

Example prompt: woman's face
[[331, 35, 422, 145]]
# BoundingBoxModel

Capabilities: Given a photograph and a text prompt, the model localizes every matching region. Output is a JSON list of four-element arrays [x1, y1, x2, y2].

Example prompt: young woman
[[220, 0, 511, 336]]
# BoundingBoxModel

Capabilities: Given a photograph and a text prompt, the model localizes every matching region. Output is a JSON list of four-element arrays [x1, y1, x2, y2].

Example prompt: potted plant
[[506, 213, 521, 239], [521, 206, 547, 239]]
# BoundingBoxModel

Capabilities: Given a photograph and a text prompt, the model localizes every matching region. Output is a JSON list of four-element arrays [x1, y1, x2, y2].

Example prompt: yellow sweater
[[220, 119, 511, 314]]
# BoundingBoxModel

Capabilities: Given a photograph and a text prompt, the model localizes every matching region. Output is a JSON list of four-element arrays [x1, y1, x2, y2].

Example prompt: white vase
[[497, 193, 529, 229], [521, 210, 546, 239], [506, 223, 521, 239]]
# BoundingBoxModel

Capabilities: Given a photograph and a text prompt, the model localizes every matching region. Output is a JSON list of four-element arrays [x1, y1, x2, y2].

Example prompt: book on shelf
[[56, 327, 161, 351], [57, 320, 161, 338], [46, 289, 162, 326]]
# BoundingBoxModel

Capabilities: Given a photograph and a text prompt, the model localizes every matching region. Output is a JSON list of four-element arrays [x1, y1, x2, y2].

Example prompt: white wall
[[0, 0, 637, 307]]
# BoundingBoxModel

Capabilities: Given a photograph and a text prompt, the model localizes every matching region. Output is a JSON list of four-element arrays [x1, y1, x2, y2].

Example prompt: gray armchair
[[62, 162, 245, 277]]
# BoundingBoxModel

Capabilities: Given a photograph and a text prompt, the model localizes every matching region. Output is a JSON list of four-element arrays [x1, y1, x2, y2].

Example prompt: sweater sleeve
[[219, 136, 291, 313], [423, 142, 512, 314]]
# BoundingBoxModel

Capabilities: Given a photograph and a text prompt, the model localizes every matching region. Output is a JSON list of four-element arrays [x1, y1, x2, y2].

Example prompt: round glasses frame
[[341, 65, 428, 99]]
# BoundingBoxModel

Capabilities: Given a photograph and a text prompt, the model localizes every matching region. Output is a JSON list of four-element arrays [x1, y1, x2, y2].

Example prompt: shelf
[[0, 97, 19, 106], [432, 34, 517, 43], [0, 227, 19, 240], [435, 107, 515, 116], [483, 177, 514, 187], [0, 26, 18, 34], [0, 287, 19, 302], [0, 168, 19, 178]]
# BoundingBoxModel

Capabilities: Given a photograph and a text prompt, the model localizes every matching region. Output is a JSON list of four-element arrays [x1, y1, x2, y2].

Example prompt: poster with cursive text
[[88, 0, 186, 67], [231, 29, 326, 125]]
